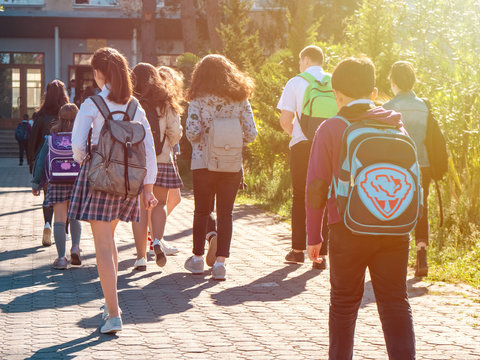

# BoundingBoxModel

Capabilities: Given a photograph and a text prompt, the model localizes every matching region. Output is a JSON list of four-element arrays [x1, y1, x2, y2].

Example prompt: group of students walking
[[28, 47, 257, 334], [27, 43, 442, 358]]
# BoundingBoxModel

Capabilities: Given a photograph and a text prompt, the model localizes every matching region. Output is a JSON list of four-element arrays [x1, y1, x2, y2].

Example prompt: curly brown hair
[[132, 63, 184, 116], [50, 103, 79, 133], [157, 66, 185, 115], [187, 54, 255, 102]]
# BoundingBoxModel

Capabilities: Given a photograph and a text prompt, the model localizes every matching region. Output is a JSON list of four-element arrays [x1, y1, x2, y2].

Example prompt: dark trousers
[[18, 140, 28, 165], [328, 223, 415, 360], [42, 184, 53, 225], [192, 169, 242, 258], [415, 167, 431, 245], [290, 140, 328, 254]]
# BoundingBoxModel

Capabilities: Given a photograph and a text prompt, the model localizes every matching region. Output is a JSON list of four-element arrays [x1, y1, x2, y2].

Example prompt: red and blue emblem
[[357, 164, 414, 221]]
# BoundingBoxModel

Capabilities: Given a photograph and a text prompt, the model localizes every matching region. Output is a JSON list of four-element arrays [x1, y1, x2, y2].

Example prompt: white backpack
[[207, 117, 243, 172]]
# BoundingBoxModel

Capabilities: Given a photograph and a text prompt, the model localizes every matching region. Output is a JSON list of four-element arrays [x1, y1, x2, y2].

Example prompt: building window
[[73, 0, 119, 7], [0, 0, 45, 6], [0, 52, 44, 65], [74, 53, 94, 65], [157, 54, 178, 67]]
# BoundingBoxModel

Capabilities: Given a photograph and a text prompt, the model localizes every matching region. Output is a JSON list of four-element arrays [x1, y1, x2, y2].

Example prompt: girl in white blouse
[[68, 47, 157, 334]]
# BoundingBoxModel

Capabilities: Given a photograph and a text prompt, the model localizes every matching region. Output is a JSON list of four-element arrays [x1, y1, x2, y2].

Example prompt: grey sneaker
[[100, 316, 122, 334], [184, 256, 204, 274], [42, 224, 52, 247], [53, 257, 68, 270], [212, 263, 226, 281]]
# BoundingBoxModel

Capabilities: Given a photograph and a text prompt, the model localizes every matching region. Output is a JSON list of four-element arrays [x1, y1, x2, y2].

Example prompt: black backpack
[[15, 122, 29, 141], [423, 98, 449, 226], [423, 99, 448, 181]]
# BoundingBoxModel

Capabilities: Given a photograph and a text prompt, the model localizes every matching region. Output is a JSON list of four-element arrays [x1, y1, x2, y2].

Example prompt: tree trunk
[[141, 0, 156, 64], [205, 0, 222, 52], [181, 0, 197, 54]]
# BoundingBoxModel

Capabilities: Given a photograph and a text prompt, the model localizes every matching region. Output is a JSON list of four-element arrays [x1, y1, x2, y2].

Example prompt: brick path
[[0, 157, 479, 359]]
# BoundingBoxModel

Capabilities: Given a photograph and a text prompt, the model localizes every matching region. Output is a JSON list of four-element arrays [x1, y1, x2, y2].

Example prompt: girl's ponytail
[[91, 47, 132, 104]]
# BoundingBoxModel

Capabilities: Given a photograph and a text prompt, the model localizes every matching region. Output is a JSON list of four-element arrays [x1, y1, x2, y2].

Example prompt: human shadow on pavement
[[0, 189, 32, 195], [0, 242, 136, 312], [360, 277, 430, 308], [0, 204, 42, 217], [211, 264, 319, 306], [77, 271, 219, 329], [26, 331, 116, 359], [0, 244, 43, 263]]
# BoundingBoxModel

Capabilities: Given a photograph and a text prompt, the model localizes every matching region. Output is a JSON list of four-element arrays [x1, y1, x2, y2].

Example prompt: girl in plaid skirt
[[130, 63, 184, 271], [31, 103, 82, 270], [68, 48, 158, 334]]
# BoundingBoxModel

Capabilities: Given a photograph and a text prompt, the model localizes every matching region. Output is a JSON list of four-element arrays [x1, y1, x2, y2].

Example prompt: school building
[[0, 0, 183, 129]]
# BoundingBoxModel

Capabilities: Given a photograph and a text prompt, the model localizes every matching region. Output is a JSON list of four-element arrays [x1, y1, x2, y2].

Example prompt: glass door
[[26, 68, 42, 118], [0, 67, 20, 120]]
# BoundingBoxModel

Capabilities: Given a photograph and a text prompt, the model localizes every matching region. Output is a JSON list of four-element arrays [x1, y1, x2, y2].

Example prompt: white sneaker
[[153, 238, 179, 256], [159, 238, 179, 256], [184, 256, 205, 274], [212, 262, 226, 281], [100, 316, 122, 334], [152, 238, 167, 267], [133, 257, 147, 271]]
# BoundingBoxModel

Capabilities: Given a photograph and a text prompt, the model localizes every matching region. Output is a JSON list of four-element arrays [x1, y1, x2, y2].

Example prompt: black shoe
[[285, 249, 305, 263], [312, 258, 327, 270], [415, 248, 428, 277]]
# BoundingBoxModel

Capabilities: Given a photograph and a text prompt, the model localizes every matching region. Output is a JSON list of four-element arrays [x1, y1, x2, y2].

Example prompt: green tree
[[217, 0, 264, 72]]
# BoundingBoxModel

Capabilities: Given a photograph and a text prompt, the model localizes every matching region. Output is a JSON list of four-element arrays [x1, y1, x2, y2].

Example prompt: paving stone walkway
[[0, 158, 479, 359]]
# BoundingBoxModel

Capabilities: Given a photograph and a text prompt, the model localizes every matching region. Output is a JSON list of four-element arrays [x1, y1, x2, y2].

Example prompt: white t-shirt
[[277, 66, 327, 148]]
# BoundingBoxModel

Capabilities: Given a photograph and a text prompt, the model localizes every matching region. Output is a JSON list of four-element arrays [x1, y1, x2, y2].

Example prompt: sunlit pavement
[[0, 157, 479, 359]]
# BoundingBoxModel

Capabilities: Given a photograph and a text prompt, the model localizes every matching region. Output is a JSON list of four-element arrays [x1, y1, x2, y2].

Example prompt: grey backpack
[[87, 95, 147, 198], [207, 116, 243, 172]]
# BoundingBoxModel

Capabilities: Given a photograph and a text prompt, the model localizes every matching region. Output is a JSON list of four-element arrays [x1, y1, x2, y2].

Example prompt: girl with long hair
[[184, 54, 257, 280], [31, 104, 82, 269], [130, 63, 183, 271], [68, 48, 158, 334], [28, 80, 69, 247]]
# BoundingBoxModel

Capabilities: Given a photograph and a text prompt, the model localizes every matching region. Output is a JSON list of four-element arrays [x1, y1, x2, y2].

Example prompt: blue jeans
[[192, 169, 242, 258], [328, 223, 415, 360]]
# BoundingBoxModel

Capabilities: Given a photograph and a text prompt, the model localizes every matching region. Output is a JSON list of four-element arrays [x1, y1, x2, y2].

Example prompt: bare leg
[[91, 219, 119, 318], [151, 186, 169, 241], [166, 188, 181, 216], [132, 197, 148, 260]]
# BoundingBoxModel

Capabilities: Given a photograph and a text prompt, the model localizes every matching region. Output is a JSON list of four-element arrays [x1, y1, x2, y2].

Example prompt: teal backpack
[[297, 72, 338, 140], [332, 116, 423, 236]]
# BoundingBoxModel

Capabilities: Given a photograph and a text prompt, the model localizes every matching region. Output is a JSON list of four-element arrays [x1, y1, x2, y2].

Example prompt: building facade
[[0, 0, 182, 129]]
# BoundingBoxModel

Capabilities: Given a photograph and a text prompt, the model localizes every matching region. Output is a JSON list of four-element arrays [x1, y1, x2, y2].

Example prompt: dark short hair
[[390, 61, 416, 91], [299, 45, 324, 65], [332, 57, 375, 99], [23, 114, 29, 120]]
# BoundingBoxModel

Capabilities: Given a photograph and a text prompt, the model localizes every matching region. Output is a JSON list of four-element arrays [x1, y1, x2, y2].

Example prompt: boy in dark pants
[[306, 57, 415, 359]]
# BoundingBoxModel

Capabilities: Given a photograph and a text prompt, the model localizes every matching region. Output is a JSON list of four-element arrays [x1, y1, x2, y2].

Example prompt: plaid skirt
[[155, 162, 183, 189], [67, 158, 140, 222], [45, 183, 74, 207]]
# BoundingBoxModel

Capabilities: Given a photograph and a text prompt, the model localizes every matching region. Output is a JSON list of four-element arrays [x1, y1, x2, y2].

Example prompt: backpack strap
[[90, 95, 110, 121], [297, 72, 317, 84], [125, 97, 138, 122]]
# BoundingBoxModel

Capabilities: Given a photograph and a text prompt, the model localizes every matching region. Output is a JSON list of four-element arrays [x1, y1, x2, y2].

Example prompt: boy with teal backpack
[[306, 57, 416, 359], [277, 45, 338, 269]]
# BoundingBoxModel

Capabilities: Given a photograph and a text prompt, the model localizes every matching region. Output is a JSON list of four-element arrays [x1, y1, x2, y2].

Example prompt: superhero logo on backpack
[[357, 164, 414, 220], [333, 116, 422, 236]]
